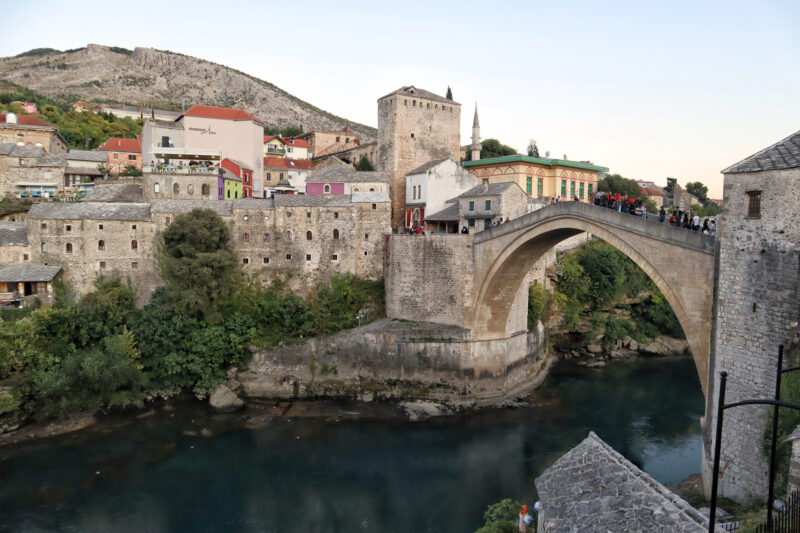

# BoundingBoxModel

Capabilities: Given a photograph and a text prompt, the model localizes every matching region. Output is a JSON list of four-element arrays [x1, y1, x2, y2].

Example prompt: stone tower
[[377, 86, 461, 229], [471, 104, 481, 162], [704, 129, 800, 502]]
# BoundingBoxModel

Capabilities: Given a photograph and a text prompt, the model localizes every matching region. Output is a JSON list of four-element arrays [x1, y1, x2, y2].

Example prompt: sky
[[3, 0, 800, 198]]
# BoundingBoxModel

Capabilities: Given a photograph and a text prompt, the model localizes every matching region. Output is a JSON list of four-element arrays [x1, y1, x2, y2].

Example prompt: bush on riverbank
[[530, 241, 684, 344], [0, 209, 385, 422]]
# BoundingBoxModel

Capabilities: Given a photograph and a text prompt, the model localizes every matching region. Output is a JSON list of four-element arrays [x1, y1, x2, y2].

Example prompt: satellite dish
[[545, 151, 550, 157]]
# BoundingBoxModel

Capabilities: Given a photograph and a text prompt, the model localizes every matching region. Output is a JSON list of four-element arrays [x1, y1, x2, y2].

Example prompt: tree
[[685, 181, 709, 205], [119, 165, 143, 177], [597, 173, 645, 199], [156, 209, 240, 324], [527, 139, 540, 157], [445, 86, 453, 100], [354, 155, 374, 171], [663, 177, 677, 194], [472, 138, 517, 160]]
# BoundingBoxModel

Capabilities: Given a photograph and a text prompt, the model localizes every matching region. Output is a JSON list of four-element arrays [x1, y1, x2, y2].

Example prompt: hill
[[0, 44, 376, 140]]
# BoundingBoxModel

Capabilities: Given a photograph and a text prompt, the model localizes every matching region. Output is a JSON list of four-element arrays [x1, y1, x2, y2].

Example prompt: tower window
[[242, 258, 249, 265], [306, 254, 311, 261], [747, 191, 761, 218], [65, 242, 73, 253], [131, 239, 138, 250], [131, 261, 138, 269], [263, 257, 270, 264], [65, 224, 71, 231], [410, 133, 415, 139], [98, 240, 105, 250]]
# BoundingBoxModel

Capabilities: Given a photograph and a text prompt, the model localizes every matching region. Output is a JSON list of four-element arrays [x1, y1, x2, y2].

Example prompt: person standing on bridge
[[692, 213, 701, 231], [659, 206, 666, 223]]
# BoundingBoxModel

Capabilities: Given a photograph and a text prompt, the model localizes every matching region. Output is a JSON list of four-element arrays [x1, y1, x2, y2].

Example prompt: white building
[[404, 159, 479, 229]]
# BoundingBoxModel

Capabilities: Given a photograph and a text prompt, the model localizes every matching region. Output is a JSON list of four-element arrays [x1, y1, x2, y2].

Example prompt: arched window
[[243, 233, 250, 243], [187, 184, 194, 195], [154, 183, 160, 193], [263, 233, 271, 242], [285, 230, 293, 240], [202, 184, 210, 196], [98, 240, 105, 250], [333, 229, 339, 240], [41, 242, 47, 253], [173, 183, 179, 194], [323, 184, 331, 194], [369, 188, 375, 192], [353, 187, 359, 192], [131, 239, 138, 250], [65, 242, 73, 253], [306, 231, 313, 240]]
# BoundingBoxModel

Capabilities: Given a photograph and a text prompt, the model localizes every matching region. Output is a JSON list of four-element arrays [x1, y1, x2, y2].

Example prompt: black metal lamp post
[[708, 345, 800, 533]]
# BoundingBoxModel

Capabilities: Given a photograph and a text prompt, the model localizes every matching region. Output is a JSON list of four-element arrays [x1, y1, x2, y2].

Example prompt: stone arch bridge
[[386, 201, 716, 394]]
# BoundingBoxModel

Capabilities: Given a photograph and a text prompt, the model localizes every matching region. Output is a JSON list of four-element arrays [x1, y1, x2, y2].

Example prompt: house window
[[561, 180, 566, 197], [570, 181, 575, 198], [306, 254, 311, 261], [173, 183, 179, 194], [263, 257, 270, 264], [242, 258, 249, 264], [23, 254, 28, 261], [333, 229, 339, 239], [588, 183, 593, 197], [747, 191, 761, 218], [131, 261, 138, 269], [469, 201, 475, 211], [267, 172, 271, 181], [331, 254, 338, 261], [65, 224, 71, 231], [364, 233, 369, 239], [306, 231, 313, 240], [538, 178, 544, 196], [131, 239, 138, 250], [364, 251, 368, 256], [98, 224, 104, 230], [154, 183, 160, 193], [485, 200, 491, 210], [131, 224, 137, 230], [40, 242, 47, 252], [41, 223, 47, 229], [323, 184, 331, 194], [65, 242, 73, 253], [285, 230, 293, 240], [243, 233, 250, 243], [306, 212, 311, 218], [579, 182, 584, 198], [263, 233, 271, 242], [412, 100, 416, 106], [128, 154, 136, 161], [98, 240, 105, 250], [187, 184, 194, 195], [286, 254, 292, 260], [372, 204, 376, 210], [468, 219, 475, 228], [99, 261, 106, 269], [369, 188, 375, 192], [334, 212, 339, 219], [113, 154, 119, 160], [410, 133, 415, 139], [279, 173, 284, 180], [227, 189, 231, 199], [336, 136, 340, 142], [526, 177, 532, 194]]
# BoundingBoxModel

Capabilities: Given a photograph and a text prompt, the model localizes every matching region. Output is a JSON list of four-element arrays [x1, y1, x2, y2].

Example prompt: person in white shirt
[[692, 214, 701, 231]]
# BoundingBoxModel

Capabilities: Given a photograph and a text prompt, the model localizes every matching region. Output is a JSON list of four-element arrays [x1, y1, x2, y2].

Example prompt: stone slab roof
[[424, 203, 460, 222], [67, 150, 108, 163], [407, 159, 450, 176], [723, 129, 800, 174], [150, 199, 233, 216], [36, 152, 67, 167], [351, 191, 390, 203], [307, 164, 388, 183], [86, 183, 144, 202], [28, 202, 151, 221], [535, 432, 715, 532], [379, 86, 459, 106], [0, 143, 45, 158], [458, 182, 517, 198], [0, 263, 60, 283], [0, 222, 28, 246], [232, 198, 275, 210], [147, 119, 183, 130], [273, 194, 355, 207]]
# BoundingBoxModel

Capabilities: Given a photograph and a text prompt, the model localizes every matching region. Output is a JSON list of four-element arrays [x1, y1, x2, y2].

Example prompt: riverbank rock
[[400, 401, 451, 421], [586, 343, 603, 354], [638, 337, 689, 357], [209, 384, 244, 413]]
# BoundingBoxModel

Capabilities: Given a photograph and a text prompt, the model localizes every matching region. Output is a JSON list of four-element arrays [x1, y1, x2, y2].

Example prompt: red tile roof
[[640, 187, 664, 196], [263, 157, 313, 170], [0, 113, 52, 127], [263, 136, 311, 149], [183, 105, 262, 123], [98, 136, 142, 153]]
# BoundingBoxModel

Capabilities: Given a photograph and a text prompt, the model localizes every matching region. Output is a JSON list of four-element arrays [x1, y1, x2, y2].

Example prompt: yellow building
[[462, 155, 608, 202]]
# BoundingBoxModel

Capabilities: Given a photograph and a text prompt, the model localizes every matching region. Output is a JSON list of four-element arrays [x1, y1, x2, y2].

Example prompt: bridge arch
[[470, 203, 715, 394]]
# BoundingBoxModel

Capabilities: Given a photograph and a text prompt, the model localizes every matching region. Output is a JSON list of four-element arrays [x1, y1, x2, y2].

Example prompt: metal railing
[[756, 490, 800, 532], [142, 164, 217, 175]]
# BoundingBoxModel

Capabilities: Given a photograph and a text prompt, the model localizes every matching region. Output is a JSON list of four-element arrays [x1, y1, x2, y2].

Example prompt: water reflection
[[0, 356, 703, 533]]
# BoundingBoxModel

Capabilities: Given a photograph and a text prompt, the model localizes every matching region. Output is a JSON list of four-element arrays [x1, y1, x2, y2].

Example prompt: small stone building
[[305, 162, 388, 195], [0, 221, 30, 264], [536, 432, 717, 532], [455, 182, 530, 234], [0, 143, 66, 198], [404, 158, 479, 231], [0, 263, 61, 307]]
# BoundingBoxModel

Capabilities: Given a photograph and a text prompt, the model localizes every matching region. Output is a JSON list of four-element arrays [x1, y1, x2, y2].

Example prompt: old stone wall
[[142, 171, 219, 201], [377, 91, 461, 229], [706, 167, 800, 501], [385, 234, 475, 327], [0, 155, 64, 197], [238, 318, 551, 406], [0, 244, 30, 265]]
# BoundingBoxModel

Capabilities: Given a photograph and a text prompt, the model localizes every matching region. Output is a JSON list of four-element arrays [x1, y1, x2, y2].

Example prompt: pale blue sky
[[4, 0, 799, 197]]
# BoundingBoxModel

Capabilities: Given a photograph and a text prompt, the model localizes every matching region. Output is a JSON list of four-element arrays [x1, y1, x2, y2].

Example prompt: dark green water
[[0, 357, 703, 533]]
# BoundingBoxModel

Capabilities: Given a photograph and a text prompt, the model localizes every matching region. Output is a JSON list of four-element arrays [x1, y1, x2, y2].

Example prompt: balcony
[[266, 146, 286, 155], [150, 146, 221, 161], [143, 164, 218, 175]]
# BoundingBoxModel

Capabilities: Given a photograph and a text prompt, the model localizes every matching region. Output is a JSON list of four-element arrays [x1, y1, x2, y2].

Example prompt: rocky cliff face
[[0, 44, 376, 139]]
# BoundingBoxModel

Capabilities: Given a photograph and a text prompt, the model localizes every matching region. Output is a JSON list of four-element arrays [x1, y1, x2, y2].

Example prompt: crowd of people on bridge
[[588, 191, 715, 237]]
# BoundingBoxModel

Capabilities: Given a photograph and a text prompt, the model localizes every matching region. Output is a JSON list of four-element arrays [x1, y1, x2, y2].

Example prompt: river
[[0, 355, 704, 533]]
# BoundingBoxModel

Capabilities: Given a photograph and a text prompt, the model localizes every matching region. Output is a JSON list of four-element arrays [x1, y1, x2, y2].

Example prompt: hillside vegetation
[[0, 44, 376, 139]]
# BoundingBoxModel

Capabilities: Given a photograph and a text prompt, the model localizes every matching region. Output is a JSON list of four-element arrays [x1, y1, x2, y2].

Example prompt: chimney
[[563, 154, 568, 160]]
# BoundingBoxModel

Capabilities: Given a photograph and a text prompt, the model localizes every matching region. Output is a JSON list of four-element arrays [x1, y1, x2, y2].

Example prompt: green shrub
[[475, 498, 522, 533], [527, 281, 548, 328]]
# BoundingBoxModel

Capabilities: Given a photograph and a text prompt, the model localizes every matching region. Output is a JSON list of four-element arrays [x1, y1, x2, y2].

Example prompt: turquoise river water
[[0, 356, 704, 532]]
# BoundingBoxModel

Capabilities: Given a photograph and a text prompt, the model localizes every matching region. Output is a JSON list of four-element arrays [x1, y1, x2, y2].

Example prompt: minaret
[[471, 103, 481, 161]]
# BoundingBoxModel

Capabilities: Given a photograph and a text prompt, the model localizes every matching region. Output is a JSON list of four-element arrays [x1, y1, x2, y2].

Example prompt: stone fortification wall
[[238, 318, 551, 406], [385, 234, 475, 328], [377, 89, 461, 229], [707, 167, 800, 501]]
